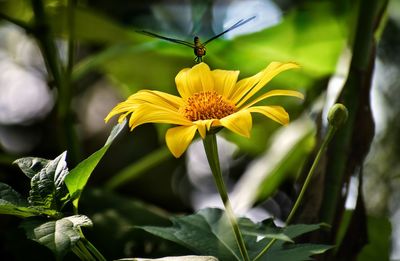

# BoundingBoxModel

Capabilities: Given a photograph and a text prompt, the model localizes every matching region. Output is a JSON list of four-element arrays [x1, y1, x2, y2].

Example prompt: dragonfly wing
[[137, 30, 195, 48], [203, 16, 256, 45]]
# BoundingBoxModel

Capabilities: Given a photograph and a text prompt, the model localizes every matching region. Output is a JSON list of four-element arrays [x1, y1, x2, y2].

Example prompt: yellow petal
[[239, 89, 304, 110], [175, 63, 214, 99], [117, 111, 132, 123], [220, 110, 252, 138], [247, 105, 290, 125], [134, 90, 184, 110], [229, 70, 263, 104], [166, 125, 198, 158], [234, 62, 300, 107], [175, 68, 191, 99], [211, 69, 239, 98], [194, 119, 216, 138], [104, 100, 138, 123], [128, 104, 191, 130], [105, 90, 184, 123]]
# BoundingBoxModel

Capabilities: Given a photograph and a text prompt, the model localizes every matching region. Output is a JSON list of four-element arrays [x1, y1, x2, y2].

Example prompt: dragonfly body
[[137, 16, 256, 63], [193, 36, 206, 62]]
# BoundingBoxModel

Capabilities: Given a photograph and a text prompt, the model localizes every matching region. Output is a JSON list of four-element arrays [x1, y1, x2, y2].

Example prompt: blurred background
[[0, 0, 399, 260]]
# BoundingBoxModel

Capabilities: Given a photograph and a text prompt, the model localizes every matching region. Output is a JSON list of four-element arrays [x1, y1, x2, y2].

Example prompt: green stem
[[203, 134, 250, 261], [253, 239, 275, 261], [31, 0, 64, 90], [74, 228, 107, 261], [76, 240, 95, 260], [105, 146, 171, 190], [254, 125, 338, 261], [30, 0, 80, 164], [286, 125, 337, 225], [71, 244, 87, 260], [63, 0, 81, 163], [81, 238, 107, 261], [66, 0, 76, 79]]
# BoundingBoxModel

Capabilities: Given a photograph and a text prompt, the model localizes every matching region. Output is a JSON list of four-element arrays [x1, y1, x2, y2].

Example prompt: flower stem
[[253, 239, 275, 261], [203, 134, 250, 261], [76, 240, 94, 260], [71, 243, 87, 260], [254, 124, 339, 261], [72, 228, 107, 261], [31, 0, 81, 164], [81, 238, 107, 261], [286, 125, 337, 225]]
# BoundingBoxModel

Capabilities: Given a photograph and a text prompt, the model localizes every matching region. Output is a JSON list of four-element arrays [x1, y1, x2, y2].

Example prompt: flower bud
[[328, 103, 348, 128]]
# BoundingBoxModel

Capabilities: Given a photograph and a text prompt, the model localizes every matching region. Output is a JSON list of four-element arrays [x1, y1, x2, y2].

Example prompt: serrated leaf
[[0, 182, 28, 206], [65, 120, 126, 210], [0, 204, 42, 218], [20, 215, 93, 259], [13, 157, 50, 179], [117, 256, 218, 261], [247, 223, 331, 260], [28, 152, 69, 211], [239, 218, 292, 243], [259, 244, 332, 261], [0, 182, 41, 217], [141, 208, 241, 260], [140, 208, 330, 261]]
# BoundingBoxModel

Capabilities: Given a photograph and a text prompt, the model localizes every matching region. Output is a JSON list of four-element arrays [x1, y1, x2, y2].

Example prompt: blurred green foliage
[[0, 0, 396, 260]]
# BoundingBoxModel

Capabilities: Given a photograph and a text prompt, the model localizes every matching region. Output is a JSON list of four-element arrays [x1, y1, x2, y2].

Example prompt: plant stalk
[[76, 240, 95, 260], [81, 238, 107, 261], [203, 134, 250, 261], [74, 228, 107, 261], [286, 125, 337, 225], [30, 0, 80, 164], [254, 124, 339, 261]]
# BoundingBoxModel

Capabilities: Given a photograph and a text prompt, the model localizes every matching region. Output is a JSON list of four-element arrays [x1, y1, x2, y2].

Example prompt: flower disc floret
[[182, 91, 236, 121]]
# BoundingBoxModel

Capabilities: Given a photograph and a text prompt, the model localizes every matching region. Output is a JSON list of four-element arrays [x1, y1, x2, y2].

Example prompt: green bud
[[328, 103, 348, 128]]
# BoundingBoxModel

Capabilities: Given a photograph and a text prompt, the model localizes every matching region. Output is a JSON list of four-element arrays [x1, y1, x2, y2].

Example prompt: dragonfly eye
[[194, 36, 200, 42]]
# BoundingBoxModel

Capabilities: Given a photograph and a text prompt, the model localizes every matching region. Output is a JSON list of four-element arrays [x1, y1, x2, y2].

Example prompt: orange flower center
[[181, 91, 236, 121]]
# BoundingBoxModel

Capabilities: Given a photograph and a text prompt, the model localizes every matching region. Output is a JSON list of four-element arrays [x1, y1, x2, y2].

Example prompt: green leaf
[[28, 152, 69, 211], [218, 2, 348, 79], [258, 244, 331, 261], [0, 182, 28, 206], [65, 121, 126, 210], [78, 188, 175, 258], [141, 208, 242, 260], [13, 157, 50, 179], [140, 208, 330, 261], [117, 256, 218, 261], [0, 182, 41, 218], [239, 218, 293, 243], [248, 223, 331, 260], [20, 215, 93, 259], [49, 6, 139, 44], [73, 2, 350, 96]]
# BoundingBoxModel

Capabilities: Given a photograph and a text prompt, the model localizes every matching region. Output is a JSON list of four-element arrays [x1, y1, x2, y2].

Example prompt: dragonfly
[[137, 16, 256, 63]]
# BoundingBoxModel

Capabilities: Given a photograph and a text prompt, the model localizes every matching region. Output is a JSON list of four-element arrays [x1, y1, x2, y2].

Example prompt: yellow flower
[[105, 62, 304, 158]]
